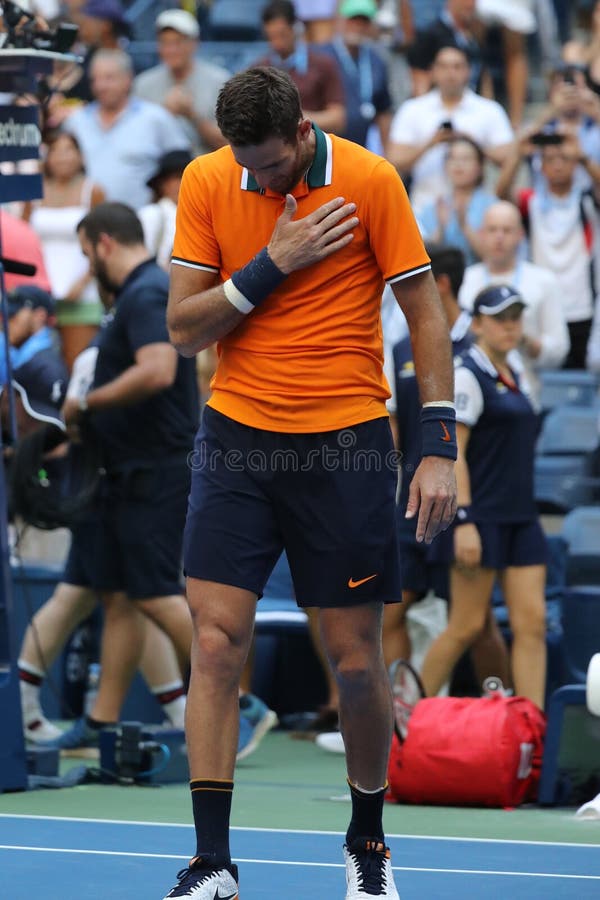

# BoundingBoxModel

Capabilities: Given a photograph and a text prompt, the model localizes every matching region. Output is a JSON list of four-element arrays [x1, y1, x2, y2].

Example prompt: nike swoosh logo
[[348, 574, 378, 588], [440, 420, 451, 442], [213, 890, 237, 900]]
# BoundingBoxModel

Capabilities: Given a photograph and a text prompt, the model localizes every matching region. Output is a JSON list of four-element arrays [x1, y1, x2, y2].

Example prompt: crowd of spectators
[[2, 0, 600, 744]]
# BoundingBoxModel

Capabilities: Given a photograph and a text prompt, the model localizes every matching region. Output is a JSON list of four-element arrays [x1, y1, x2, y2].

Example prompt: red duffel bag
[[387, 694, 546, 808]]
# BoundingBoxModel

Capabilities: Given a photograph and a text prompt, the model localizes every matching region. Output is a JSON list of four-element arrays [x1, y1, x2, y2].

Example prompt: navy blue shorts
[[396, 514, 449, 599], [184, 407, 401, 608], [62, 518, 98, 588], [91, 461, 189, 600], [429, 519, 548, 569]]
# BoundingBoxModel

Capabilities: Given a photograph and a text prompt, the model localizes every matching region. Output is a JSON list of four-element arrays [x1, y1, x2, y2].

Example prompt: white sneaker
[[315, 730, 345, 753], [344, 838, 400, 899], [23, 713, 63, 743], [162, 859, 239, 898]]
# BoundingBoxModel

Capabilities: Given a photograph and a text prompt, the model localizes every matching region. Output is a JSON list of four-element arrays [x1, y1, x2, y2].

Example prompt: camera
[[529, 131, 564, 146], [440, 120, 454, 131], [0, 1, 78, 53]]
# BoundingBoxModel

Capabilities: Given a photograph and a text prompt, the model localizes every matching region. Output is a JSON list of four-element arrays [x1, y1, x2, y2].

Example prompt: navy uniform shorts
[[396, 513, 450, 599], [90, 461, 189, 600], [429, 518, 548, 569], [184, 407, 402, 608], [62, 518, 98, 588]]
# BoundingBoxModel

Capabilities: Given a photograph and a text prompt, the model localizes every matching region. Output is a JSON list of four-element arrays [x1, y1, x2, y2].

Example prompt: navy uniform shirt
[[394, 310, 472, 527], [91, 259, 199, 469], [455, 345, 538, 522]]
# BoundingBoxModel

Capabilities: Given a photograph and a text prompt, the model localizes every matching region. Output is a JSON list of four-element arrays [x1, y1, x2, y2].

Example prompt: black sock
[[346, 779, 387, 845], [85, 716, 114, 730], [190, 779, 234, 865]]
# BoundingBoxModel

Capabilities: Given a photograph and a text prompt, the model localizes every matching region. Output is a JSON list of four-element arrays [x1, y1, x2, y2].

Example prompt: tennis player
[[163, 66, 457, 900]]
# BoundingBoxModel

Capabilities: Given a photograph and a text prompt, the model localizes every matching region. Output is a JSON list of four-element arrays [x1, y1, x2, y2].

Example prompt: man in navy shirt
[[48, 202, 198, 750]]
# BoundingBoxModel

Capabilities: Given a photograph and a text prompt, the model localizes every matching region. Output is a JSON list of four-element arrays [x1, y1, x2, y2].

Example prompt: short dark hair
[[262, 0, 296, 26], [433, 43, 470, 66], [216, 67, 302, 146], [425, 243, 466, 298], [77, 202, 144, 246]]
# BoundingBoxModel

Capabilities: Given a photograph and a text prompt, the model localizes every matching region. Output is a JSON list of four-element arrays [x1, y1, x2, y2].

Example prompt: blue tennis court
[[1, 813, 599, 899]]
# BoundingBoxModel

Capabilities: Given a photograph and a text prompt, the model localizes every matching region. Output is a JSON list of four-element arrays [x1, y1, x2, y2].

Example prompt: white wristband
[[423, 400, 456, 410], [223, 278, 254, 315]]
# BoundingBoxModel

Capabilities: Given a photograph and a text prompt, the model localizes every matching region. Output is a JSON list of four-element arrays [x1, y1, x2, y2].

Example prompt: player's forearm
[[167, 284, 246, 356], [405, 287, 455, 404]]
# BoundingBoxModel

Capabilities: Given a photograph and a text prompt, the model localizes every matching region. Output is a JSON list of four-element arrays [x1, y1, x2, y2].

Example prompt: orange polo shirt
[[172, 126, 430, 432]]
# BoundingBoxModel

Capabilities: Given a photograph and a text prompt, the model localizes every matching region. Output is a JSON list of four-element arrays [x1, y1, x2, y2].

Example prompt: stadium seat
[[560, 585, 600, 684], [208, 0, 265, 41], [536, 405, 600, 456], [534, 454, 597, 513], [538, 369, 600, 413], [561, 506, 600, 586]]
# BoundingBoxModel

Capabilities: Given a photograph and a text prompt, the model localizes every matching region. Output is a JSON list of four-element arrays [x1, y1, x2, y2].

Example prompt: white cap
[[155, 8, 200, 38]]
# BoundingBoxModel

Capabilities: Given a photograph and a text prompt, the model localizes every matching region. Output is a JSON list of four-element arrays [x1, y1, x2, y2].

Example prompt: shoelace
[[349, 840, 388, 895], [168, 863, 216, 897]]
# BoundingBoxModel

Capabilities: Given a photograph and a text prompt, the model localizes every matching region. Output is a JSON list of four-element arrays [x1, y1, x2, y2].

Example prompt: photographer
[[496, 126, 600, 369]]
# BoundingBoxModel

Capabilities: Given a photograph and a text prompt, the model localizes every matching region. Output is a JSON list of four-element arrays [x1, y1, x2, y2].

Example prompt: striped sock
[[151, 680, 186, 730], [18, 660, 44, 719], [190, 778, 234, 864]]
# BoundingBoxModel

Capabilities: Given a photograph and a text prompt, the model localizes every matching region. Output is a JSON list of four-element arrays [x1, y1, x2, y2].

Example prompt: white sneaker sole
[[236, 709, 278, 761]]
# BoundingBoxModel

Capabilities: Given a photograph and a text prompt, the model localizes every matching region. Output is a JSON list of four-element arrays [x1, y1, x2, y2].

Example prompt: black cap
[[11, 351, 67, 429], [472, 284, 526, 317], [7, 286, 55, 318], [146, 150, 193, 190]]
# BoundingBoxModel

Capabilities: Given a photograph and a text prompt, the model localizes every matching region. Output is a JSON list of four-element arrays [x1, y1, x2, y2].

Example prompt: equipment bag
[[387, 694, 546, 808]]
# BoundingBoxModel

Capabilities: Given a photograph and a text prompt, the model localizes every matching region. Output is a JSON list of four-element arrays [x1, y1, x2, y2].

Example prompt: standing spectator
[[63, 49, 190, 209], [323, 0, 394, 151], [420, 284, 548, 710], [162, 66, 456, 899], [458, 201, 569, 396], [256, 0, 347, 135], [139, 150, 192, 271], [294, 0, 339, 43], [562, 0, 600, 95], [387, 45, 513, 214], [26, 132, 104, 305], [419, 135, 497, 264], [496, 131, 600, 368], [407, 0, 484, 96], [133, 9, 228, 157]]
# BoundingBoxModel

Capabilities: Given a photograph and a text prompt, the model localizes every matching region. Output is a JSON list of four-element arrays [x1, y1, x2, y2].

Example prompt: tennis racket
[[389, 658, 426, 742]]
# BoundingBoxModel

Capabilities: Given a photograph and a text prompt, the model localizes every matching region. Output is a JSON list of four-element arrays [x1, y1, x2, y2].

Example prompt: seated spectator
[[562, 0, 600, 95], [407, 0, 483, 96], [322, 0, 393, 151], [496, 130, 600, 368], [458, 201, 569, 399], [0, 286, 67, 438], [63, 0, 131, 104], [139, 149, 192, 271], [133, 9, 228, 157], [256, 0, 347, 135], [63, 49, 190, 209], [0, 209, 51, 294], [587, 297, 600, 372], [294, 0, 339, 43], [387, 44, 513, 214], [419, 135, 496, 264], [420, 285, 547, 710], [25, 132, 104, 305]]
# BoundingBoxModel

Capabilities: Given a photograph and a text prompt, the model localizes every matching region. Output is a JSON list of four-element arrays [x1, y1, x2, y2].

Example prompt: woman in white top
[[25, 132, 105, 304], [138, 149, 192, 272]]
